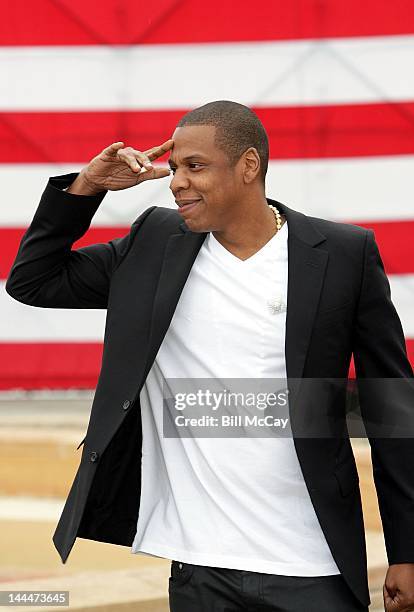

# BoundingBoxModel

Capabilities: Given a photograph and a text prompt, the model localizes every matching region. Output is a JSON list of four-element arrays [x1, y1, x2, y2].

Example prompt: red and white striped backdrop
[[1, 0, 414, 389]]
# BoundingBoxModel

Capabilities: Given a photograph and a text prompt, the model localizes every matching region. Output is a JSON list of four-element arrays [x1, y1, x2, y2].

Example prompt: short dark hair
[[176, 100, 269, 183]]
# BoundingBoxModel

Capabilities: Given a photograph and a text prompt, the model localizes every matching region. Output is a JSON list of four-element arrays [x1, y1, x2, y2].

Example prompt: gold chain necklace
[[268, 204, 283, 232], [266, 204, 286, 315]]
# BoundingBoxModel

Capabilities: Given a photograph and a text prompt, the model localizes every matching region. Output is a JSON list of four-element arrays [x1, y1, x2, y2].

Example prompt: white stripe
[[2, 285, 105, 341], [265, 156, 414, 222], [3, 275, 414, 339], [2, 35, 414, 110], [0, 157, 412, 226], [389, 275, 414, 338]]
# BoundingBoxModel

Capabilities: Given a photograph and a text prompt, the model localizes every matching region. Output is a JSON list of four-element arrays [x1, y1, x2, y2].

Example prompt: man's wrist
[[66, 171, 104, 196]]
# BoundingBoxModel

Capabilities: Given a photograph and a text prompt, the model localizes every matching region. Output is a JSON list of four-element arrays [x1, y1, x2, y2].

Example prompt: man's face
[[168, 125, 241, 232]]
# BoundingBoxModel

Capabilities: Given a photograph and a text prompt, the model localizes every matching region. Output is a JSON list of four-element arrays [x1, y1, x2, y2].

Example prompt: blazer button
[[90, 451, 99, 462], [122, 399, 131, 410]]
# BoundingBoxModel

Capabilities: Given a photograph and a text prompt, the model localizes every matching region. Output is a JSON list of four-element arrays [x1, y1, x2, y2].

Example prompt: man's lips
[[176, 199, 202, 213]]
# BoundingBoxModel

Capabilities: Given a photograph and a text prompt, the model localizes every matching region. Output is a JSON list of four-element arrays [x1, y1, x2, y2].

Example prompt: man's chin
[[182, 219, 210, 233]]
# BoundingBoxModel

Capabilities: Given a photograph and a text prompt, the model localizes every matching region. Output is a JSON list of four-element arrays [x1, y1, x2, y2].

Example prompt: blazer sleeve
[[5, 172, 156, 309], [352, 228, 414, 565]]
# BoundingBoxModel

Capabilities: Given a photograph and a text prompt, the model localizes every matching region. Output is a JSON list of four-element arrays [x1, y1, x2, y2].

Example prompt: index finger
[[144, 139, 174, 161]]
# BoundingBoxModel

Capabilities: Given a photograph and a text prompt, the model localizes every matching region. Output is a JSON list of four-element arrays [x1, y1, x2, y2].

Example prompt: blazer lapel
[[270, 198, 329, 380], [143, 228, 207, 375]]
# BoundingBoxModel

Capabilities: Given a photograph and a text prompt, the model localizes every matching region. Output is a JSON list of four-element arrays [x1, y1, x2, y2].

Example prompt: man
[[5, 101, 414, 612]]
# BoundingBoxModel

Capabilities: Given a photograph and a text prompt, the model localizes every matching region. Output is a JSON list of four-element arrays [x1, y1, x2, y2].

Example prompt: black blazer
[[6, 173, 414, 608]]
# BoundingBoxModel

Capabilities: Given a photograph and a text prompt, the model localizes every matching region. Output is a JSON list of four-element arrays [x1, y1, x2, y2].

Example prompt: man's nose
[[169, 169, 190, 195]]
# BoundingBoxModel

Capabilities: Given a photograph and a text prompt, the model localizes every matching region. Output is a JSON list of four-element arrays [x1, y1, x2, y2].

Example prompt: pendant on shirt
[[267, 295, 286, 315]]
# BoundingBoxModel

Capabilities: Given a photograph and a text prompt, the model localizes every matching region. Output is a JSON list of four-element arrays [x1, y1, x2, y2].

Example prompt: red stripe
[[0, 341, 412, 390], [2, 102, 414, 164], [2, 221, 414, 280], [0, 343, 103, 390], [2, 0, 414, 46], [346, 220, 414, 275], [406, 339, 414, 367]]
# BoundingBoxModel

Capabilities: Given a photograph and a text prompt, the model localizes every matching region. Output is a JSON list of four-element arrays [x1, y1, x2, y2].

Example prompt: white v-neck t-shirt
[[131, 220, 340, 576]]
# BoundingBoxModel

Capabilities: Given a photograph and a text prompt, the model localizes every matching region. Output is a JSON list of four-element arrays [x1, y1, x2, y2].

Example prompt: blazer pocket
[[334, 460, 359, 497]]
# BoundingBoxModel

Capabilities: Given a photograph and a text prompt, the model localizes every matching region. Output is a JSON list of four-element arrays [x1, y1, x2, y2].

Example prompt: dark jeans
[[168, 561, 369, 612]]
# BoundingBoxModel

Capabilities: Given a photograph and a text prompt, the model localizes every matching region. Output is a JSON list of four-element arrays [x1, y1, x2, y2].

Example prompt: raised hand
[[67, 139, 174, 195]]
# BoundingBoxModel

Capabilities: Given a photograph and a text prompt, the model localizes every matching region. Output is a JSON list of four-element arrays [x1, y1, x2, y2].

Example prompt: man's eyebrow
[[168, 155, 207, 166]]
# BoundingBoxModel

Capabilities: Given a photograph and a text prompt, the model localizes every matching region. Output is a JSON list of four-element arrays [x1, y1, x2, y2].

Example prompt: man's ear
[[242, 147, 261, 183]]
